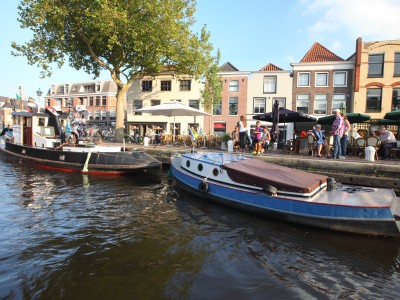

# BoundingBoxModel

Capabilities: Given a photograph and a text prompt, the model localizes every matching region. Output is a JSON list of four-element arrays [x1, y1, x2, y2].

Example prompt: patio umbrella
[[134, 101, 211, 142], [253, 108, 317, 123], [317, 113, 371, 125], [272, 100, 280, 143], [384, 110, 400, 120]]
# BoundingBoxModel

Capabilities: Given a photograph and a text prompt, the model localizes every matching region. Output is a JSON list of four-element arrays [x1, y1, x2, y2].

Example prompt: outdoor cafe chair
[[367, 136, 381, 160], [307, 134, 317, 156], [354, 138, 367, 158]]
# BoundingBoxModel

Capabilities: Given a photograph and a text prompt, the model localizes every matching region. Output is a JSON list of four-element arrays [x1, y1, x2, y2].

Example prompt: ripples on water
[[0, 159, 399, 299]]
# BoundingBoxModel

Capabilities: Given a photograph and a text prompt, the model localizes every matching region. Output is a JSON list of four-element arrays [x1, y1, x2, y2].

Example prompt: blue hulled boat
[[170, 152, 400, 237]]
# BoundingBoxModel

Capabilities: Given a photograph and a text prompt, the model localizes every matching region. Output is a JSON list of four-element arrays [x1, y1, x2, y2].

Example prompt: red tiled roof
[[259, 63, 283, 71], [300, 42, 344, 63]]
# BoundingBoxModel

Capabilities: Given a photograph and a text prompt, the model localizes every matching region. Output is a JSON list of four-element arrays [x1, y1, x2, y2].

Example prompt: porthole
[[186, 160, 190, 168], [197, 163, 203, 172], [212, 168, 219, 177]]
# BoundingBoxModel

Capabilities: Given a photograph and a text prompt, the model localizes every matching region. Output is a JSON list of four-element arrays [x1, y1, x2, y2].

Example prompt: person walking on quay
[[331, 109, 344, 159], [340, 114, 351, 159]]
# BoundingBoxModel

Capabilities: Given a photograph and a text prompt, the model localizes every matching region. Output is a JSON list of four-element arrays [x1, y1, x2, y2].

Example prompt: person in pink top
[[331, 109, 344, 159]]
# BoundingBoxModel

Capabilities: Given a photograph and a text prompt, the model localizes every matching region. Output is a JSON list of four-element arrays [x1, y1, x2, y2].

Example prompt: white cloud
[[301, 0, 400, 41]]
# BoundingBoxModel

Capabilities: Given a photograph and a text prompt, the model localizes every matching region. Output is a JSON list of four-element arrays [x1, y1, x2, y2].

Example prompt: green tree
[[200, 49, 222, 113], [12, 0, 214, 141]]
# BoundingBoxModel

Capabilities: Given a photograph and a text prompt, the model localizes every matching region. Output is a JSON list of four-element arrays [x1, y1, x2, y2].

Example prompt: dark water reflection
[[0, 159, 399, 299]]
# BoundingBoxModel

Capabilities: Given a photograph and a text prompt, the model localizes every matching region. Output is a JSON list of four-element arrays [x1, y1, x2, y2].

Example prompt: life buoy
[[198, 181, 209, 193], [262, 184, 277, 196]]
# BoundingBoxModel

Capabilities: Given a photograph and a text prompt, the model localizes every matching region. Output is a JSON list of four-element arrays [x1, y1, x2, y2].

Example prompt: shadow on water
[[0, 159, 399, 299]]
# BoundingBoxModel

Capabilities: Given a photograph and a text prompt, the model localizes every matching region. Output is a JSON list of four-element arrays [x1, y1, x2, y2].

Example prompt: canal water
[[0, 159, 399, 300]]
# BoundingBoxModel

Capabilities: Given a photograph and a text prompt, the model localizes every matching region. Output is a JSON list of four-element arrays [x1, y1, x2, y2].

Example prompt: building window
[[334, 71, 347, 87], [368, 54, 384, 77], [101, 110, 107, 120], [101, 96, 107, 106], [332, 94, 346, 111], [263, 76, 277, 93], [394, 53, 400, 76], [55, 98, 62, 107], [95, 111, 100, 120], [142, 80, 152, 92], [253, 97, 266, 114], [213, 103, 221, 115], [228, 97, 238, 115], [65, 84, 69, 94], [96, 82, 101, 92], [58, 86, 64, 94], [296, 94, 309, 114], [161, 80, 171, 91], [315, 72, 328, 87], [392, 88, 400, 111], [151, 99, 160, 106], [366, 88, 382, 112], [314, 94, 327, 115], [71, 85, 77, 92], [229, 80, 239, 92], [179, 80, 191, 91], [95, 96, 100, 106], [189, 99, 200, 109], [109, 110, 116, 121], [134, 100, 142, 115], [84, 84, 95, 93], [274, 97, 286, 108], [297, 73, 310, 87], [89, 97, 94, 107]]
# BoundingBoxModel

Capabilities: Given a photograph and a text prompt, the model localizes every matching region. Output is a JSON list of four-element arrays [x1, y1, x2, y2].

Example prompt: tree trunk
[[114, 83, 130, 142]]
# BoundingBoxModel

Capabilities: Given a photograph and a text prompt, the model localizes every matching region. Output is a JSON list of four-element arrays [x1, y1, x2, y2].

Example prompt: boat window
[[186, 160, 190, 168], [197, 164, 203, 172], [213, 168, 219, 177]]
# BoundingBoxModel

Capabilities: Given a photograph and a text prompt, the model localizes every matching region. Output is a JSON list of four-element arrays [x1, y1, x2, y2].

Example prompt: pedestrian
[[238, 115, 250, 152], [331, 109, 344, 159], [340, 114, 351, 159]]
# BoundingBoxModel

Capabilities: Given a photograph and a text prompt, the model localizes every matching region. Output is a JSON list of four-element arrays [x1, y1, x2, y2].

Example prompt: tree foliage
[[12, 0, 214, 140], [200, 49, 222, 113]]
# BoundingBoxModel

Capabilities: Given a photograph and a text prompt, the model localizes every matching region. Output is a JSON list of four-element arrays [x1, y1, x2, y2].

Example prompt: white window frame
[[333, 71, 347, 87], [253, 97, 266, 114], [263, 76, 277, 93], [332, 94, 346, 111], [315, 72, 328, 87], [229, 80, 239, 92], [296, 94, 309, 114], [314, 94, 327, 115], [297, 72, 310, 87]]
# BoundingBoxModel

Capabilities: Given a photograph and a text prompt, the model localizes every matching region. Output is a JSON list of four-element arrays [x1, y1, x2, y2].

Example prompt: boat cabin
[[11, 107, 68, 148]]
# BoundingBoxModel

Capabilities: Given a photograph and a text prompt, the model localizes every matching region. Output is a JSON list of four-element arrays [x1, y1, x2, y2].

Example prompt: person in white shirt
[[378, 126, 397, 160]]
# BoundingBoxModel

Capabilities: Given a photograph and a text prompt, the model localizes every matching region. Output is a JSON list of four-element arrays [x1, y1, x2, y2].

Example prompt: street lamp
[[36, 88, 43, 112]]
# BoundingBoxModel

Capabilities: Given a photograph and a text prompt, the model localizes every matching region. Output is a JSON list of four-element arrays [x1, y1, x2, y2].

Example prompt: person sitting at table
[[309, 124, 330, 158], [378, 126, 397, 160], [231, 126, 240, 151]]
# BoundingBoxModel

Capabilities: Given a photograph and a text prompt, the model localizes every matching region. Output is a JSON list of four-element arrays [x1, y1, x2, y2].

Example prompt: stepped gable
[[220, 62, 239, 72], [260, 63, 283, 71], [300, 42, 344, 63]]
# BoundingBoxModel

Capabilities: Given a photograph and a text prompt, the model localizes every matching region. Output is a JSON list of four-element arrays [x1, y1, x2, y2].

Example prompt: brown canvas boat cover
[[222, 159, 327, 194]]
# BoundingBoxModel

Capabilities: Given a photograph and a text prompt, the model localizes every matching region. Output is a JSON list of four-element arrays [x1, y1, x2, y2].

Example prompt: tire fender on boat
[[262, 184, 277, 196], [198, 181, 209, 193]]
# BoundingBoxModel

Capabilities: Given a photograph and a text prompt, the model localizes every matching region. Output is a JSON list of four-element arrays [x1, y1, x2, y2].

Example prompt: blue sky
[[1, 0, 400, 101]]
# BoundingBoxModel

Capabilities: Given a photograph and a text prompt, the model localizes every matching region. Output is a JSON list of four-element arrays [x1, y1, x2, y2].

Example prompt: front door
[[23, 117, 33, 146]]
